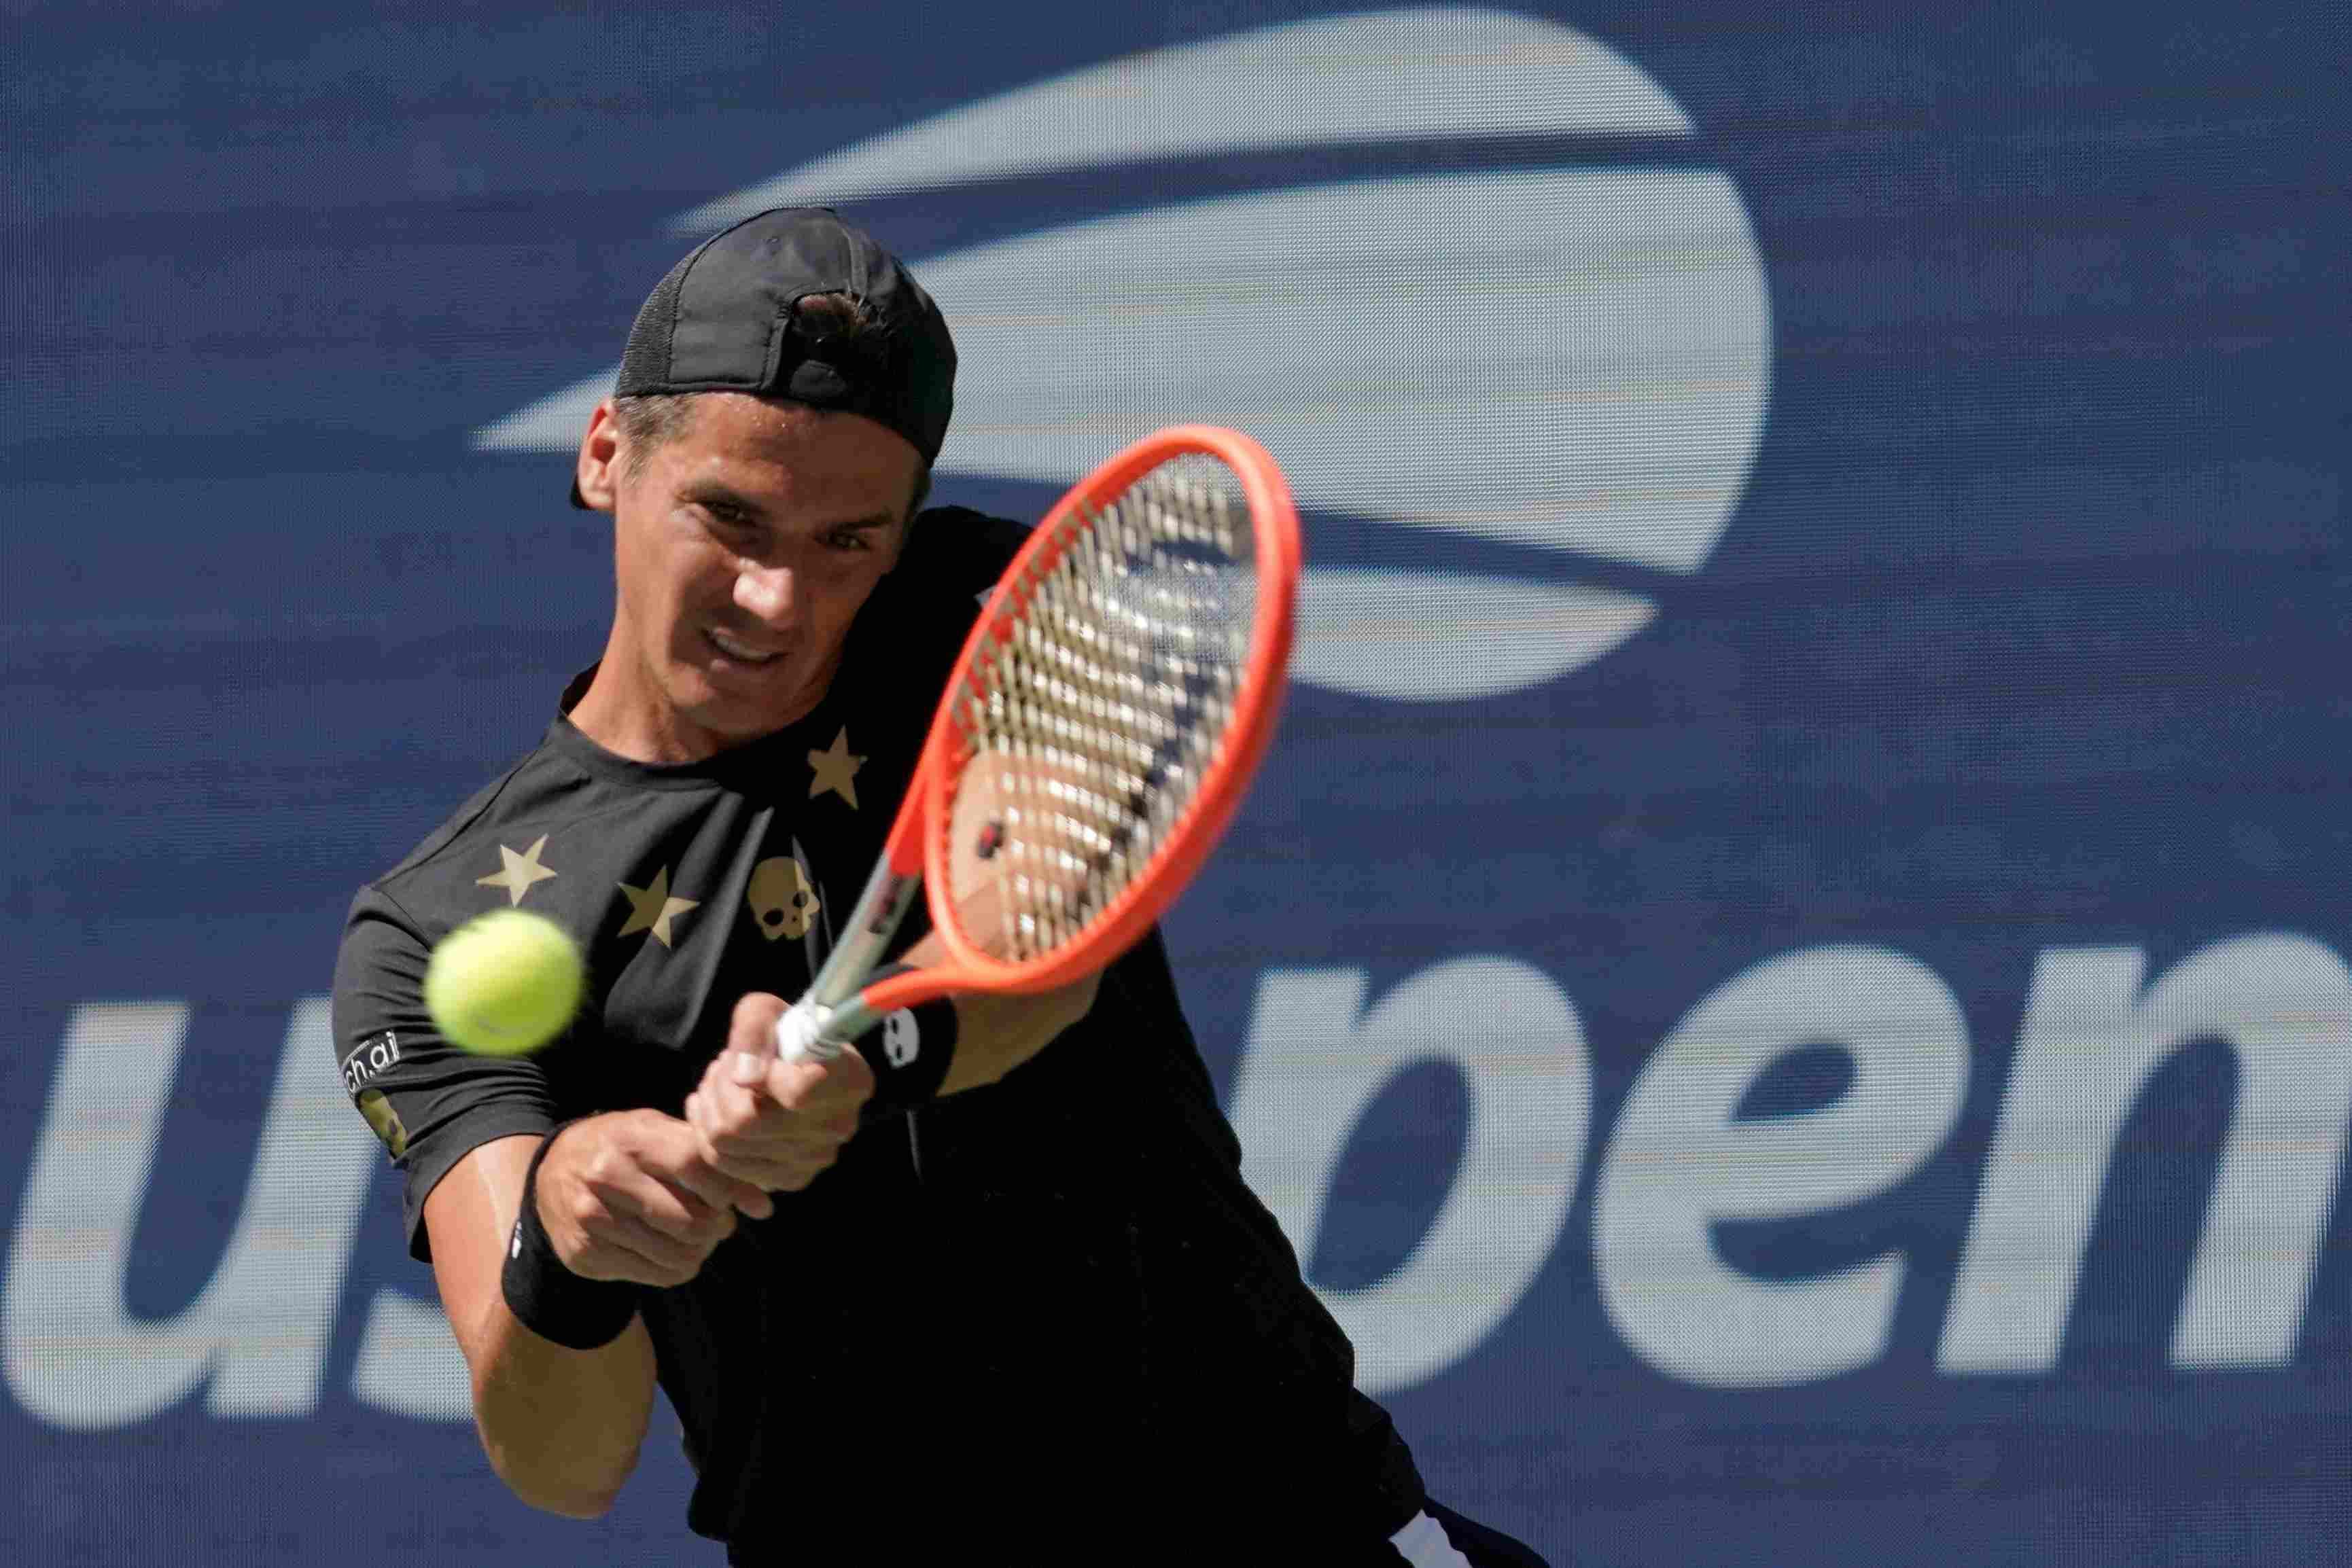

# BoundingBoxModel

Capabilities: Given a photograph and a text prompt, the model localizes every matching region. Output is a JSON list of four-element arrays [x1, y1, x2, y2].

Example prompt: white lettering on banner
[[7, 938, 2348, 1431], [1937, 936, 2352, 1374], [1592, 947, 1971, 1388], [1229, 959, 1591, 1396], [1, 999, 472, 1429], [4, 1000, 366, 1425]]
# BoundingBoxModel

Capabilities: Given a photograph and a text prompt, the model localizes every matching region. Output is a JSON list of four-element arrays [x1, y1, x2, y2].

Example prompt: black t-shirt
[[330, 507, 1424, 1559]]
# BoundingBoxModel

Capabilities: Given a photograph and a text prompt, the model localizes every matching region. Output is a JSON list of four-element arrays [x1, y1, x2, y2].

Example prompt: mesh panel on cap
[[616, 249, 699, 395]]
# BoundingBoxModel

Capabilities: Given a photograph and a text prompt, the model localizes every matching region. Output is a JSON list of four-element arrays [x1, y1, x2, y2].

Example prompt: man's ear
[[574, 398, 622, 512]]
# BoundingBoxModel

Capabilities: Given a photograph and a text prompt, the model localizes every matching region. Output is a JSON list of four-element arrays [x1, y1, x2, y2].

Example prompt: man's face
[[584, 392, 923, 752]]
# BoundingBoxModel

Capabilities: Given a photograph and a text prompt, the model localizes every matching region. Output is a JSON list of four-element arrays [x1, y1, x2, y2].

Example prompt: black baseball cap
[[569, 207, 957, 507]]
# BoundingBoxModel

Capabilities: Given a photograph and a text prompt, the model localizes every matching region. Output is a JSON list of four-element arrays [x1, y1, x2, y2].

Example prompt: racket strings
[[960, 455, 1256, 961]]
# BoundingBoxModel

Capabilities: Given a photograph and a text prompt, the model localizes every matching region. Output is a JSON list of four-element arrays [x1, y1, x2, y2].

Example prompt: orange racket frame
[[775, 424, 1300, 1061]]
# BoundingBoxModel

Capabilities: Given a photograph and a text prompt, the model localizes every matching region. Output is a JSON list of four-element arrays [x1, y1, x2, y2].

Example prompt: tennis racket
[[771, 423, 1301, 1063]]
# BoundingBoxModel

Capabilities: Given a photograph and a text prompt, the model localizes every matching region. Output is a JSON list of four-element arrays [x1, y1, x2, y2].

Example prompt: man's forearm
[[892, 923, 1098, 1095], [425, 1134, 661, 1519], [470, 1308, 659, 1518]]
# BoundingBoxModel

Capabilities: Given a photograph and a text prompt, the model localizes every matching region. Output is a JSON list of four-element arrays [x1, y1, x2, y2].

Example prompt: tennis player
[[330, 207, 1551, 1565]]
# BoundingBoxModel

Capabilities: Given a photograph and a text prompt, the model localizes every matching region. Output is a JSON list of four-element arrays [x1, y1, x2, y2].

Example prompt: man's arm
[[680, 748, 1106, 1189], [425, 1133, 654, 1518], [686, 961, 1091, 1194], [337, 885, 867, 1516], [894, 778, 1104, 1094], [424, 1111, 786, 1517], [911, 931, 1101, 1097]]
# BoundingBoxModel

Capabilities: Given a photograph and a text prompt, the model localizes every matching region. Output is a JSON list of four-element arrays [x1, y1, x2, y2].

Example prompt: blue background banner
[[3, 4, 2347, 1563]]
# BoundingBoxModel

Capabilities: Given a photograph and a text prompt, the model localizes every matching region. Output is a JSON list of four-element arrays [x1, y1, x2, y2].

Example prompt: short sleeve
[[330, 884, 559, 1261]]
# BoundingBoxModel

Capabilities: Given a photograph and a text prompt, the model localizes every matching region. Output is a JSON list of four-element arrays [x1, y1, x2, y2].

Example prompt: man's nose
[[733, 561, 797, 625]]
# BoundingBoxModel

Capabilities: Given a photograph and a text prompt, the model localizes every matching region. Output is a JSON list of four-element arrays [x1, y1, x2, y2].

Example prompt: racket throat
[[779, 863, 918, 1065], [807, 866, 921, 1012]]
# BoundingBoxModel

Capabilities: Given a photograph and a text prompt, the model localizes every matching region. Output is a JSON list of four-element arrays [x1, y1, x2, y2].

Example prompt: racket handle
[[773, 1000, 843, 1065]]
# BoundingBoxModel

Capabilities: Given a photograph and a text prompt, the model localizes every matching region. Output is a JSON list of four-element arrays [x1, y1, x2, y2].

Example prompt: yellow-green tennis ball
[[425, 909, 584, 1056]]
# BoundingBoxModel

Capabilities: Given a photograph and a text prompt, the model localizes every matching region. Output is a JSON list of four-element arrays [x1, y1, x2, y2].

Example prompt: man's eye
[[823, 530, 873, 552]]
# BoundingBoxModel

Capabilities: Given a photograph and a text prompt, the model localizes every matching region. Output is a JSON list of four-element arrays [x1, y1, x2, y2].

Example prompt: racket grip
[[773, 1001, 843, 1065]]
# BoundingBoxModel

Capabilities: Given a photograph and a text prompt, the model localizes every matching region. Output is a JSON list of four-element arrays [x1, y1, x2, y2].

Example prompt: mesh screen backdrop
[[3, 3, 2347, 1563]]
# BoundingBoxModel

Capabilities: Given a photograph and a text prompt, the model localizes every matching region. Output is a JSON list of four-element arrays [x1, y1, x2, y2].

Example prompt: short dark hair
[[611, 291, 934, 517]]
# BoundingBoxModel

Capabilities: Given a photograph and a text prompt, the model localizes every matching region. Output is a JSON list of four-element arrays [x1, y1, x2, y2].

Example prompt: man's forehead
[[684, 391, 866, 446], [675, 396, 915, 475], [659, 395, 920, 517]]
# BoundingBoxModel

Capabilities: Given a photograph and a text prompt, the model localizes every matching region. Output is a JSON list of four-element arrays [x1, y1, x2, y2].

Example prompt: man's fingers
[[608, 1215, 705, 1277], [762, 1049, 875, 1116], [680, 1020, 871, 1197], [688, 1073, 758, 1140], [544, 1180, 715, 1283], [682, 1105, 837, 1196], [728, 991, 790, 1086], [665, 1145, 776, 1222], [556, 1155, 731, 1251], [701, 1150, 837, 1194], [602, 1175, 734, 1245], [569, 1217, 709, 1287], [667, 1094, 778, 1219], [531, 1107, 779, 1288], [692, 1070, 807, 1155], [697, 1052, 866, 1140]]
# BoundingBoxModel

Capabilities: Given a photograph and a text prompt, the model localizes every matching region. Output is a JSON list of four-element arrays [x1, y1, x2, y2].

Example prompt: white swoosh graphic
[[925, 169, 1769, 576], [477, 11, 1772, 702], [671, 6, 1690, 228], [477, 168, 1768, 577], [1295, 570, 1657, 701]]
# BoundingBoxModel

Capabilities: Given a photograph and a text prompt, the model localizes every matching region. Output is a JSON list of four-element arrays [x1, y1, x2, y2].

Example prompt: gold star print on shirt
[[616, 866, 699, 949], [476, 835, 559, 906], [807, 726, 864, 808]]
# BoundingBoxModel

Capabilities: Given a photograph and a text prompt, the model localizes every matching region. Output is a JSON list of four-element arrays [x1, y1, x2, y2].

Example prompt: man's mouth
[[704, 627, 784, 666]]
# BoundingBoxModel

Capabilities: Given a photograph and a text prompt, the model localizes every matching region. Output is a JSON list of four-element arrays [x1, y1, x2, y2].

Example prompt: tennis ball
[[424, 908, 584, 1056]]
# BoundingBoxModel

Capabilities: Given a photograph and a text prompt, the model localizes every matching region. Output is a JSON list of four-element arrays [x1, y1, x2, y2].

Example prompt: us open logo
[[475, 5, 1772, 705]]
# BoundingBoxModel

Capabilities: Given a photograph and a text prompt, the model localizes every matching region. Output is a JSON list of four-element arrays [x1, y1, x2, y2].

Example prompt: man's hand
[[533, 1110, 776, 1289], [685, 993, 876, 1194]]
